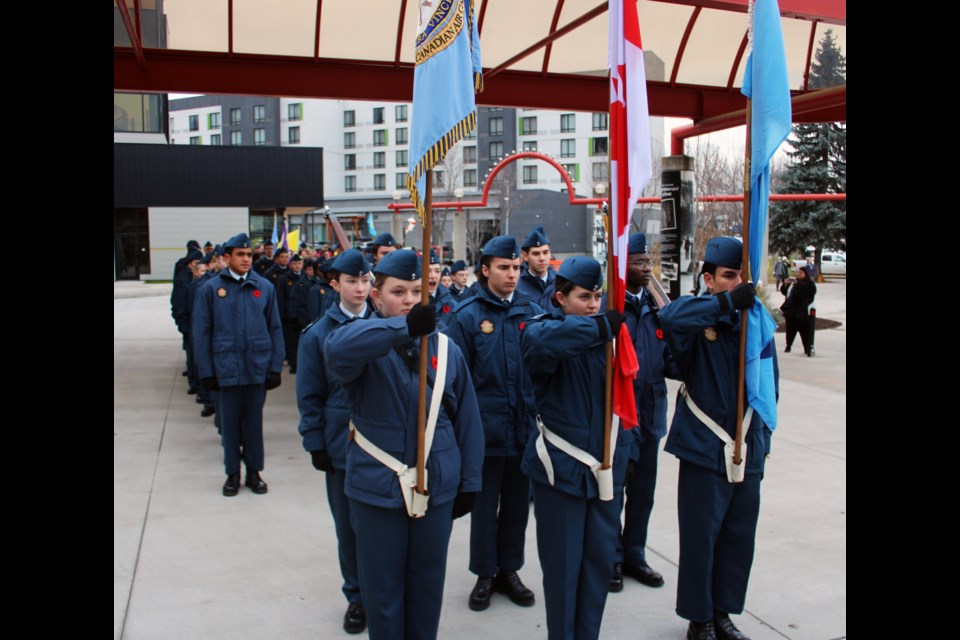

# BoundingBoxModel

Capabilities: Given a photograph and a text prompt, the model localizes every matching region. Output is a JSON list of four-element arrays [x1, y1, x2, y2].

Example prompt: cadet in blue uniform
[[193, 233, 285, 496], [325, 250, 484, 640], [278, 253, 304, 374], [252, 240, 276, 275], [369, 232, 399, 265], [517, 226, 557, 309], [521, 257, 628, 640], [610, 233, 681, 592], [297, 249, 373, 635], [445, 236, 544, 612], [191, 253, 218, 418], [659, 237, 778, 640], [307, 259, 339, 323], [172, 248, 203, 394], [446, 260, 469, 303], [426, 249, 454, 326]]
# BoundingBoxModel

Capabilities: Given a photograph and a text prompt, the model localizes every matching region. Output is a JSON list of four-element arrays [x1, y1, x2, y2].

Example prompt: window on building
[[189, 115, 199, 131], [465, 127, 477, 140], [252, 105, 265, 123], [374, 152, 386, 169], [396, 150, 408, 167], [374, 130, 387, 146], [593, 162, 608, 182], [229, 108, 241, 125], [211, 134, 221, 145], [374, 174, 386, 191], [344, 110, 355, 127], [520, 116, 537, 135], [434, 170, 444, 188], [561, 113, 576, 133], [344, 131, 356, 148], [114, 92, 164, 133], [254, 128, 266, 146], [561, 163, 579, 181], [289, 126, 300, 144], [288, 103, 303, 121], [190, 136, 201, 145], [463, 146, 477, 163], [523, 165, 537, 184], [373, 107, 385, 124], [561, 139, 576, 158], [395, 105, 408, 122], [464, 169, 478, 188], [396, 173, 408, 189], [345, 176, 357, 192], [230, 130, 242, 145], [489, 141, 503, 159], [489, 117, 503, 136], [592, 112, 608, 131], [591, 137, 609, 155], [208, 112, 221, 129], [396, 127, 408, 145], [522, 141, 537, 152], [345, 154, 357, 170]]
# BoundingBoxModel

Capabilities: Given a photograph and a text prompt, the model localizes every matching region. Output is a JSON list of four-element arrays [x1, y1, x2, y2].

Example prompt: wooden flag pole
[[416, 172, 433, 495], [602, 200, 614, 471], [735, 100, 752, 466]]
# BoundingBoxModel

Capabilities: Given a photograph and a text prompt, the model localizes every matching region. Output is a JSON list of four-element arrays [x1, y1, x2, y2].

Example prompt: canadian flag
[[608, 0, 651, 429]]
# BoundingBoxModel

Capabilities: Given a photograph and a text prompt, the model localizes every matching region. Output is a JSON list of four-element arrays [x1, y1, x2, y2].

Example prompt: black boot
[[222, 472, 240, 497], [244, 469, 268, 494]]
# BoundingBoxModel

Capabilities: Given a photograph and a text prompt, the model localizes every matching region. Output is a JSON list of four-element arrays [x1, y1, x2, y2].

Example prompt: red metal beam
[[802, 20, 818, 91], [314, 0, 323, 61], [115, 0, 145, 65], [541, 0, 566, 77], [650, 0, 845, 25], [133, 0, 142, 42], [228, 0, 234, 57], [670, 6, 702, 85], [114, 48, 840, 121], [485, 2, 607, 79], [669, 84, 846, 153], [727, 31, 748, 90], [394, 0, 408, 65]]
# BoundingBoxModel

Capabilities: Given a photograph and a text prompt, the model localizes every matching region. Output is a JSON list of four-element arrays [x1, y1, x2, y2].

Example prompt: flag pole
[[735, 100, 752, 466], [416, 172, 433, 496], [603, 198, 614, 471]]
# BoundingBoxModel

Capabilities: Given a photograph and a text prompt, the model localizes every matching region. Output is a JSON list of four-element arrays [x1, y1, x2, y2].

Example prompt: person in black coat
[[779, 264, 817, 357]]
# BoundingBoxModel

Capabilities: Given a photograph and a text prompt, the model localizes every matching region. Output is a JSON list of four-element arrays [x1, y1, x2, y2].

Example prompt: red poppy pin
[[431, 356, 438, 370], [442, 305, 450, 314], [656, 328, 663, 340], [253, 289, 261, 298], [520, 322, 526, 331]]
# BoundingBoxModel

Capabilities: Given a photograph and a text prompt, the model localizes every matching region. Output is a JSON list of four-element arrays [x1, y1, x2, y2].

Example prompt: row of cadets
[[445, 236, 546, 611], [170, 243, 204, 395], [324, 249, 485, 640], [275, 253, 304, 373], [296, 249, 375, 634]]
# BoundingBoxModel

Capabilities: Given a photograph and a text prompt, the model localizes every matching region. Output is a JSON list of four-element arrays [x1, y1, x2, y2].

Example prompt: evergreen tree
[[770, 30, 846, 270]]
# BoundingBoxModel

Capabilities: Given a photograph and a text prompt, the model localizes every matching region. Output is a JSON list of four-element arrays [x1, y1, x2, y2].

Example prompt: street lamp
[[503, 196, 510, 236]]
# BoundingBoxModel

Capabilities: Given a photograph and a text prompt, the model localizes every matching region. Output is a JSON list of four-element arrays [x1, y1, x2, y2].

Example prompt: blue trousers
[[532, 480, 620, 640], [218, 384, 266, 475], [283, 320, 300, 368], [325, 469, 361, 605], [350, 498, 454, 640], [676, 461, 761, 622], [184, 334, 199, 392], [616, 437, 660, 566], [469, 455, 530, 576]]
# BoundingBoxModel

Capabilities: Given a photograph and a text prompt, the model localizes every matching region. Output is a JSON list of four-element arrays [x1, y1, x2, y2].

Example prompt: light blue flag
[[270, 215, 279, 248], [366, 212, 377, 237], [407, 0, 482, 221], [741, 0, 790, 431]]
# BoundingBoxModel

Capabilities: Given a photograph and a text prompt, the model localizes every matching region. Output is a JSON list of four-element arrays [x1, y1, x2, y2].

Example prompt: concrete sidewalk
[[114, 280, 845, 640]]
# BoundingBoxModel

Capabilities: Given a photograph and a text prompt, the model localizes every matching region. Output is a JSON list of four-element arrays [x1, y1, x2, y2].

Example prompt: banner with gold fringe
[[406, 0, 483, 222]]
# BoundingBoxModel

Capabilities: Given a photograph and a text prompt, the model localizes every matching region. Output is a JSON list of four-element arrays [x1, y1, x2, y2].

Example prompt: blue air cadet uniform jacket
[[192, 270, 285, 386], [517, 264, 557, 310], [659, 293, 778, 475], [445, 286, 545, 457], [325, 314, 485, 509]]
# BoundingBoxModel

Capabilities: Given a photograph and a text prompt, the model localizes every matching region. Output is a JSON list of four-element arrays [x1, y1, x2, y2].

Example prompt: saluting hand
[[729, 282, 757, 310], [406, 303, 436, 337]]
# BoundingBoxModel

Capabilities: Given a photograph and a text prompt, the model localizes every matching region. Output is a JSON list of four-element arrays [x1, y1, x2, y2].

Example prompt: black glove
[[265, 371, 282, 390], [728, 282, 757, 310], [451, 492, 479, 520], [595, 310, 625, 341], [310, 450, 334, 473], [405, 303, 436, 337], [626, 459, 636, 482], [201, 377, 219, 391]]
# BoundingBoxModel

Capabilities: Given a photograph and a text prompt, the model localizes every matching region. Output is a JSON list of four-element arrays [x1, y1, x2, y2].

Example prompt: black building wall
[[508, 190, 590, 255]]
